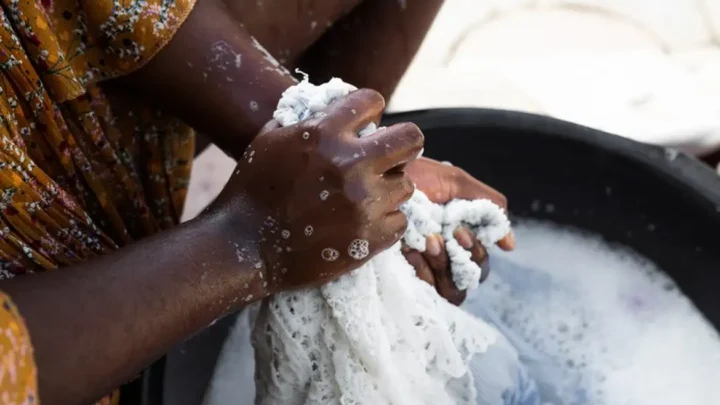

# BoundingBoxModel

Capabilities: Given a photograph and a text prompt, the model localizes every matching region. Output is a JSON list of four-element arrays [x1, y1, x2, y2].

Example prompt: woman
[[0, 0, 513, 404]]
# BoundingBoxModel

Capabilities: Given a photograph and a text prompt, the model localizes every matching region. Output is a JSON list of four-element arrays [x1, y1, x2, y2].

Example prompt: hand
[[403, 157, 515, 305], [212, 89, 424, 295]]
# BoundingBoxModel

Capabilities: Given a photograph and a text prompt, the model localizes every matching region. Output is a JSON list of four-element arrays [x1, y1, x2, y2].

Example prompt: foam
[[465, 220, 720, 405]]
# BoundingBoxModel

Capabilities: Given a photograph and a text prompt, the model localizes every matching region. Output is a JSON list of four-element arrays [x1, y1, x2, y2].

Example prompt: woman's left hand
[[403, 157, 515, 305]]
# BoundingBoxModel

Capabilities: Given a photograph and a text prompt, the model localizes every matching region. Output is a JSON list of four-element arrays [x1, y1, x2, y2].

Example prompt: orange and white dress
[[0, 0, 200, 403]]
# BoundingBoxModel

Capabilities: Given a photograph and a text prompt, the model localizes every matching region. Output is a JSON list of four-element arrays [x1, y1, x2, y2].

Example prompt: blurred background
[[183, 0, 720, 220]]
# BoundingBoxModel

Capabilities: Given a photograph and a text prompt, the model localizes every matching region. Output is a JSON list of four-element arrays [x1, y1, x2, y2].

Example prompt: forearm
[[297, 0, 444, 99], [1, 210, 265, 405], [120, 0, 297, 158]]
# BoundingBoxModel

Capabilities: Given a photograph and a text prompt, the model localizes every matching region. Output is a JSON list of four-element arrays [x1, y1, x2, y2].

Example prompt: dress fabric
[[0, 0, 198, 403]]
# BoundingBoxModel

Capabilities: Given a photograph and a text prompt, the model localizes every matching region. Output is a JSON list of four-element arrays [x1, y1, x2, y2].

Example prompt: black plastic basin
[[126, 108, 720, 405]]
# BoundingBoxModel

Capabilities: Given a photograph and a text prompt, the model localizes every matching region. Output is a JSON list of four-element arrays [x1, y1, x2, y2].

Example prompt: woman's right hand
[[212, 89, 424, 295]]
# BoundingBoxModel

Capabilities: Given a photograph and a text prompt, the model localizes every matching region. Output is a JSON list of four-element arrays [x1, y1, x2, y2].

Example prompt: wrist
[[192, 203, 271, 305]]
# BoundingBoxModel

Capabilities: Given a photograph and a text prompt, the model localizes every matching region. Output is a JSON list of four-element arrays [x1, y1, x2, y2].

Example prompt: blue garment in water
[[468, 331, 543, 405], [463, 255, 594, 405]]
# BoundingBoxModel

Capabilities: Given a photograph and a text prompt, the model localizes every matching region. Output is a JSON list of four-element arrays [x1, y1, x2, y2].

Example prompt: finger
[[454, 227, 493, 283], [380, 172, 415, 211], [454, 215, 514, 253], [370, 210, 408, 252], [426, 235, 468, 305], [316, 89, 385, 136], [360, 122, 424, 174], [496, 231, 516, 251], [453, 227, 475, 250], [257, 119, 281, 136], [455, 172, 508, 209], [469, 241, 491, 283], [404, 250, 435, 286], [423, 235, 463, 304]]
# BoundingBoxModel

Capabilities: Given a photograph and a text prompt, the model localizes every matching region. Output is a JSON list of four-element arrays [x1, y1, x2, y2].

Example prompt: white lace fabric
[[252, 78, 512, 405]]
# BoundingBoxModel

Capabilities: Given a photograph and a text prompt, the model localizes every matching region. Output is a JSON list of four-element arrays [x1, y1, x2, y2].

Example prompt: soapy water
[[469, 220, 720, 405], [204, 220, 720, 405]]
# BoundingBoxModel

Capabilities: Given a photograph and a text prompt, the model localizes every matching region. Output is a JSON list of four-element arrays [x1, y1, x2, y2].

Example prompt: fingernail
[[426, 235, 442, 256], [455, 227, 474, 249]]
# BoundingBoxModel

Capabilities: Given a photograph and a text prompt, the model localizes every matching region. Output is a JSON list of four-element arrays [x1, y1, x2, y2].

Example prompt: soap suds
[[209, 40, 242, 71], [250, 36, 292, 77], [466, 220, 720, 405], [348, 239, 370, 260], [320, 247, 339, 262]]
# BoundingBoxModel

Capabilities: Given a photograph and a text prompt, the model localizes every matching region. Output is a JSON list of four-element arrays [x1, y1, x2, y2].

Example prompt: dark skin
[[3, 0, 513, 403], [3, 90, 421, 405], [215, 90, 423, 291], [404, 159, 515, 305], [120, 0, 514, 297]]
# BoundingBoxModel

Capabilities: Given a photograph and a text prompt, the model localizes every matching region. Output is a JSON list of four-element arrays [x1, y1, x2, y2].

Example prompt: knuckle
[[398, 122, 425, 146], [354, 88, 386, 110], [395, 214, 409, 235], [400, 176, 415, 201], [305, 119, 329, 136], [498, 194, 508, 209], [448, 291, 467, 306]]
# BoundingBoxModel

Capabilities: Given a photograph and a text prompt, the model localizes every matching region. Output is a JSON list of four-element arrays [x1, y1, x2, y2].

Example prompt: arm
[[297, 0, 445, 99], [117, 0, 298, 159], [119, 0, 441, 157], [120, 0, 441, 157], [2, 209, 264, 405], [1, 89, 421, 405]]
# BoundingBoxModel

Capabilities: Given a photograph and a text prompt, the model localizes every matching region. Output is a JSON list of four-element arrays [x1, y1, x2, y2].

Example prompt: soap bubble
[[348, 239, 369, 260], [321, 248, 339, 262]]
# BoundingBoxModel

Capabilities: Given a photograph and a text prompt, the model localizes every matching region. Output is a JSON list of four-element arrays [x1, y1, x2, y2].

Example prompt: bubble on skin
[[348, 239, 370, 260], [321, 248, 339, 262], [209, 40, 242, 72], [302, 131, 310, 140], [277, 49, 290, 64], [250, 101, 259, 112], [249, 36, 292, 77], [304, 226, 314, 236], [319, 190, 329, 201], [281, 230, 291, 239]]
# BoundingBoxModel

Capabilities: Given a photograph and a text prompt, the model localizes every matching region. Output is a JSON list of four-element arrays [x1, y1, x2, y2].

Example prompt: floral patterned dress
[[0, 0, 198, 403]]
